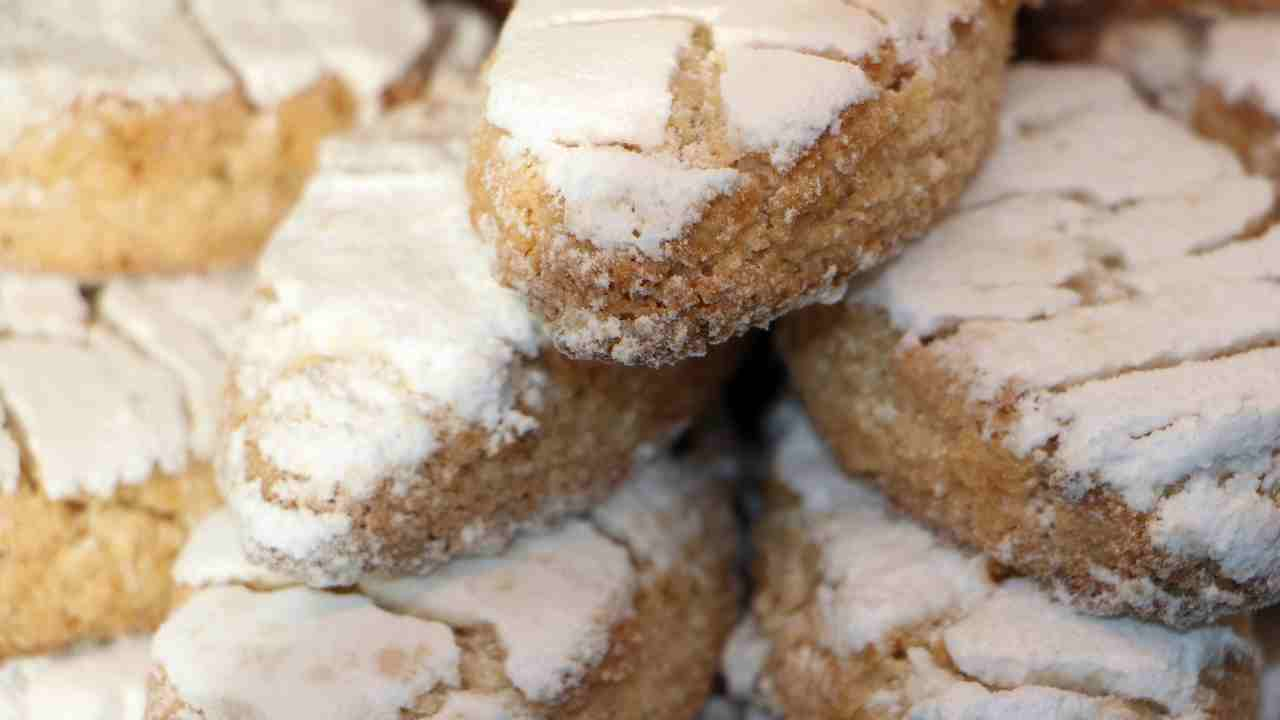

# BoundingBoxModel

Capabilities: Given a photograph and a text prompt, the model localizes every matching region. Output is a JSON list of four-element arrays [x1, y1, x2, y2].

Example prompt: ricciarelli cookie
[[0, 0, 432, 277], [0, 635, 152, 719], [468, 0, 1019, 366], [0, 271, 249, 660], [778, 64, 1280, 627], [1080, 14, 1280, 179], [223, 114, 738, 588], [723, 410, 1262, 719], [148, 457, 739, 720]]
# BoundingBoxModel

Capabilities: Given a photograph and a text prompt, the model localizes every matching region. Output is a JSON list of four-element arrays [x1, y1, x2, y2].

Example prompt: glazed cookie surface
[[469, 0, 1018, 366], [223, 107, 736, 588], [0, 272, 248, 660], [0, 0, 432, 276], [779, 64, 1280, 627], [149, 457, 739, 720], [725, 409, 1261, 719], [0, 635, 152, 719]]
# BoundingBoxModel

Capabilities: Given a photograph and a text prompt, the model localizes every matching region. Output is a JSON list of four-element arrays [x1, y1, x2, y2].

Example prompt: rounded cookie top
[[0, 635, 152, 720], [225, 121, 544, 584], [0, 271, 250, 501], [483, 0, 983, 259], [848, 64, 1280, 613], [0, 0, 433, 150], [732, 410, 1260, 719], [156, 456, 726, 718]]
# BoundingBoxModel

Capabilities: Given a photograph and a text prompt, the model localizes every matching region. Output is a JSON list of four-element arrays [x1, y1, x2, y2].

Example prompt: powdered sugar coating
[[153, 586, 461, 720], [227, 142, 543, 580], [173, 510, 296, 591], [0, 0, 233, 151], [0, 635, 152, 720], [749, 411, 1260, 718], [0, 0, 433, 151], [853, 65, 1280, 592], [1204, 18, 1280, 119], [0, 272, 247, 501], [159, 452, 721, 714], [190, 0, 432, 114], [362, 521, 636, 703], [485, 0, 980, 255]]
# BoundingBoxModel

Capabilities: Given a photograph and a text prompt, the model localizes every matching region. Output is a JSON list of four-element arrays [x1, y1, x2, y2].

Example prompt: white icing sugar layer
[[189, 0, 432, 113], [153, 586, 461, 720], [361, 520, 636, 703], [852, 65, 1280, 587], [0, 635, 151, 720], [943, 579, 1250, 714], [173, 510, 297, 591], [0, 0, 232, 151], [758, 411, 1259, 718], [774, 412, 995, 654], [233, 158, 541, 514], [0, 272, 248, 501], [487, 0, 980, 253], [0, 0, 432, 151], [1204, 18, 1280, 119]]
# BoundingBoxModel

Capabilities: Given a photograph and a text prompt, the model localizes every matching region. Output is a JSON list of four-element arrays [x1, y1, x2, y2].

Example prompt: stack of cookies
[[3, 0, 1280, 719]]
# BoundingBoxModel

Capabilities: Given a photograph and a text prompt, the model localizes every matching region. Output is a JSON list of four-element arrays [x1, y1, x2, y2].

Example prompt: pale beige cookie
[[0, 271, 249, 661], [724, 409, 1261, 719], [468, 0, 1019, 367], [778, 64, 1280, 627], [223, 113, 737, 588], [148, 456, 739, 720], [0, 0, 433, 277], [0, 635, 152, 719]]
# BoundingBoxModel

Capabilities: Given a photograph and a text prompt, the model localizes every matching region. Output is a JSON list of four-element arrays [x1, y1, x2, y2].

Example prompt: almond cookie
[[0, 271, 249, 660], [468, 0, 1019, 367], [0, 635, 152, 719], [148, 456, 739, 720], [723, 409, 1262, 719], [778, 63, 1280, 627], [0, 0, 432, 277], [223, 112, 737, 588], [1079, 14, 1280, 179]]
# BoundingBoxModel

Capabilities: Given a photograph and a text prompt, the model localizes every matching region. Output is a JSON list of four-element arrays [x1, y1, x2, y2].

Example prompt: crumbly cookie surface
[[780, 64, 1280, 626], [0, 272, 248, 660], [150, 457, 738, 720], [471, 0, 1017, 366], [0, 0, 433, 276], [726, 410, 1261, 719]]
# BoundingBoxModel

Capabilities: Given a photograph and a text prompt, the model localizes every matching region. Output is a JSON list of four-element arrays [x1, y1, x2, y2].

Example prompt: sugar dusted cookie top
[[0, 636, 152, 720], [851, 66, 1280, 586], [0, 272, 249, 501], [755, 412, 1258, 718], [0, 0, 433, 149], [227, 140, 542, 564], [160, 457, 720, 717], [485, 0, 983, 257]]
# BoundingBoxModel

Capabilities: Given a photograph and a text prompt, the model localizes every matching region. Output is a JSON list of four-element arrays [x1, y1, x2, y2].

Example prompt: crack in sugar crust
[[0, 635, 153, 719], [729, 411, 1260, 719], [472, 0, 1017, 366], [150, 459, 738, 719], [0, 271, 246, 660], [225, 115, 738, 586], [783, 64, 1280, 625]]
